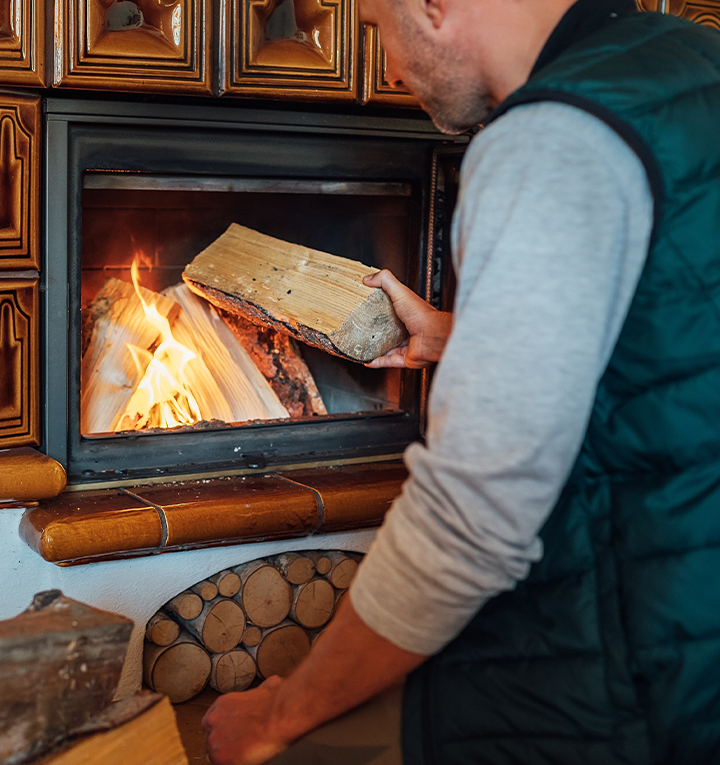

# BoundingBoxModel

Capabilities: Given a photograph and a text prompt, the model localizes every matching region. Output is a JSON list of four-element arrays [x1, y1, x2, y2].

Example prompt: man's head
[[359, 0, 577, 134]]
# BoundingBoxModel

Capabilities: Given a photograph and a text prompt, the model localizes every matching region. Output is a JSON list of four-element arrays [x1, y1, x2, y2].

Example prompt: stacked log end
[[143, 550, 362, 702]]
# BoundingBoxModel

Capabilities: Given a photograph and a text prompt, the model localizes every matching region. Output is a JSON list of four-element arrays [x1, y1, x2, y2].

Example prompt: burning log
[[209, 650, 257, 693], [219, 311, 326, 418], [80, 278, 180, 434], [143, 631, 211, 703], [182, 223, 408, 363]]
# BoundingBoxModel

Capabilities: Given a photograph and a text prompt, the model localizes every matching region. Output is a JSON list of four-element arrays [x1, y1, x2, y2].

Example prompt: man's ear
[[424, 0, 448, 29]]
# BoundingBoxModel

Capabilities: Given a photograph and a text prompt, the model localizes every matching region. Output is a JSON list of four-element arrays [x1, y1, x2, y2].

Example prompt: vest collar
[[531, 0, 639, 78]]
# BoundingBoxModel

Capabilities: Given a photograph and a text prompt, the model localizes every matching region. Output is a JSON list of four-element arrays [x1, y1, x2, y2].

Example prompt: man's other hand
[[203, 676, 287, 765], [363, 270, 452, 368]]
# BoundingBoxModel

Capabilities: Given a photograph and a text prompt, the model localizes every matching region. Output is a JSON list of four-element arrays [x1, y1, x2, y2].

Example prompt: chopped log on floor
[[323, 551, 360, 590], [33, 695, 188, 765], [209, 650, 257, 694], [183, 223, 408, 363], [236, 561, 292, 629], [143, 632, 211, 703], [80, 278, 180, 434], [183, 598, 246, 654], [210, 570, 242, 598], [0, 590, 133, 765], [160, 284, 289, 424], [165, 591, 203, 621], [273, 552, 316, 585], [145, 613, 181, 647], [248, 622, 311, 679], [218, 311, 326, 417], [290, 578, 336, 630], [191, 580, 218, 602]]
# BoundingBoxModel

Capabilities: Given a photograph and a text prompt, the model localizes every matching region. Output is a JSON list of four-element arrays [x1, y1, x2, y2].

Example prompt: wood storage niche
[[143, 550, 363, 702]]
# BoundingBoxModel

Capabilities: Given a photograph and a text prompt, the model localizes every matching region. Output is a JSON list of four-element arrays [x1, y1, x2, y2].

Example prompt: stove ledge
[[19, 461, 407, 566]]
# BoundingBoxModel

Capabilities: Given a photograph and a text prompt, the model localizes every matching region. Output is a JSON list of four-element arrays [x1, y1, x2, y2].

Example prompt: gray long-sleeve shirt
[[350, 101, 654, 655]]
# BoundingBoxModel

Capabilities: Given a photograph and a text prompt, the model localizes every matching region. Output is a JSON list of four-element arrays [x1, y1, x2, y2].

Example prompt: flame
[[115, 258, 203, 431]]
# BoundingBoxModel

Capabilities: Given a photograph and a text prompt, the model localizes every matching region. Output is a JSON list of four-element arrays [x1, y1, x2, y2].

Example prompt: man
[[204, 0, 720, 762]]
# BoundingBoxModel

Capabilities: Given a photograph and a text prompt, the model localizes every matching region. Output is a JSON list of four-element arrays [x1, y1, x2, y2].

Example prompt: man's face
[[360, 0, 492, 134]]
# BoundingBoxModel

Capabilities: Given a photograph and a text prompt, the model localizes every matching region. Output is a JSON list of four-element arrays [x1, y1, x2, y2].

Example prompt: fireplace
[[43, 98, 464, 487]]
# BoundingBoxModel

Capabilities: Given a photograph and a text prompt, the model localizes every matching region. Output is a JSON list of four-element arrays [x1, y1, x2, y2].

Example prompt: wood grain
[[183, 223, 408, 363]]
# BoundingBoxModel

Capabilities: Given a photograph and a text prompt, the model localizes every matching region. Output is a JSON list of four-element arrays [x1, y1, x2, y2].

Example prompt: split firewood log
[[143, 631, 211, 704], [235, 561, 292, 629], [80, 278, 180, 434], [145, 613, 181, 647], [182, 223, 408, 363], [247, 622, 311, 680], [190, 581, 218, 602], [183, 598, 246, 654], [210, 570, 242, 598], [164, 591, 203, 621], [218, 311, 326, 418], [272, 552, 316, 585], [209, 650, 257, 694], [289, 578, 336, 630]]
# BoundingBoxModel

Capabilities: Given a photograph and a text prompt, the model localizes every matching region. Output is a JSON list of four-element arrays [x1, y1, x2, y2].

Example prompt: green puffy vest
[[403, 9, 720, 765]]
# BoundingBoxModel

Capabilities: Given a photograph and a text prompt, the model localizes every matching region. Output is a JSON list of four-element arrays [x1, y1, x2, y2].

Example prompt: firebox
[[43, 98, 464, 486]]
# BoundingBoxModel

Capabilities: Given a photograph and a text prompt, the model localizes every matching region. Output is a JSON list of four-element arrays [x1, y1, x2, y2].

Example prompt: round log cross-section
[[197, 599, 246, 654], [210, 650, 257, 693], [291, 578, 336, 629], [254, 623, 311, 679], [241, 565, 292, 628], [143, 634, 211, 703]]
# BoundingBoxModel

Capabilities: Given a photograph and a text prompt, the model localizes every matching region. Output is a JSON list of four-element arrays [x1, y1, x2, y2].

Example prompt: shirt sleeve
[[350, 101, 654, 655]]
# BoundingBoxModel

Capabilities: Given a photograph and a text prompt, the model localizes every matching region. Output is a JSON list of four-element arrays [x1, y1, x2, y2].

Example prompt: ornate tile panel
[[0, 95, 40, 271], [221, 0, 358, 101], [0, 0, 45, 86], [0, 278, 39, 448], [54, 0, 212, 94], [668, 0, 720, 28], [361, 24, 418, 107]]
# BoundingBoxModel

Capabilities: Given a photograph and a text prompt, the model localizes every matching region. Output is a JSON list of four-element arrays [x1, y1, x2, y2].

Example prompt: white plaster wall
[[0, 507, 375, 698]]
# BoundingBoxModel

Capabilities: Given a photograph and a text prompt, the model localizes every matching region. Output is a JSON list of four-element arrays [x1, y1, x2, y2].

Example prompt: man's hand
[[202, 597, 426, 765], [363, 270, 452, 368], [203, 676, 288, 765]]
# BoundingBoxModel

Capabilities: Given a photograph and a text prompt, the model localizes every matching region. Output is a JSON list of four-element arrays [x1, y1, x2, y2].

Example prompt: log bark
[[248, 622, 311, 680], [145, 613, 180, 647], [289, 578, 336, 630], [236, 561, 292, 629], [183, 223, 408, 363], [190, 580, 218, 602], [323, 552, 360, 590], [165, 592, 203, 621], [143, 632, 211, 704], [183, 598, 246, 654], [272, 552, 316, 585], [0, 590, 133, 765], [209, 650, 257, 694], [210, 570, 242, 598]]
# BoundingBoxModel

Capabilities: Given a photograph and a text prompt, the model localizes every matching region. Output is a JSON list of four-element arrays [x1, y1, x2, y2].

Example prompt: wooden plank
[[182, 223, 408, 363], [0, 590, 133, 765], [33, 696, 188, 765]]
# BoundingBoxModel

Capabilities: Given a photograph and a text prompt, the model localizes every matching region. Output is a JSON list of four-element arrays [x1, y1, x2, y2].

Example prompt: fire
[[115, 258, 204, 431]]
